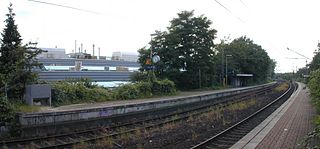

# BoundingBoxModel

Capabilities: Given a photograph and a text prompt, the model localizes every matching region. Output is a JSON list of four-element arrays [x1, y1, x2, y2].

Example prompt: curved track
[[190, 83, 296, 149], [1, 83, 284, 148]]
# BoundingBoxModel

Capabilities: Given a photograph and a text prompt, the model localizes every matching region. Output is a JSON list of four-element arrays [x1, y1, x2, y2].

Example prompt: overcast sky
[[1, 0, 320, 73]]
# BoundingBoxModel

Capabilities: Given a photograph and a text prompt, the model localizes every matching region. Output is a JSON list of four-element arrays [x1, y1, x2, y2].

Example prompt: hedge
[[51, 78, 176, 106]]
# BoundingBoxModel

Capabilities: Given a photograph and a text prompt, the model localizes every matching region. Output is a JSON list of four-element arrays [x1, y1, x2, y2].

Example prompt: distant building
[[38, 48, 68, 59], [112, 51, 138, 62], [68, 52, 93, 59]]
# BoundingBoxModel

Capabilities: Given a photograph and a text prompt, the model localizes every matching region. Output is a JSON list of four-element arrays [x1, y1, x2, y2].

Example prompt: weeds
[[191, 130, 198, 141], [273, 83, 289, 92]]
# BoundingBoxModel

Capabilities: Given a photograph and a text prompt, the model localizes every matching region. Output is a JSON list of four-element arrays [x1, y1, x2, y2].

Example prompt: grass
[[14, 104, 41, 113], [273, 82, 289, 92]]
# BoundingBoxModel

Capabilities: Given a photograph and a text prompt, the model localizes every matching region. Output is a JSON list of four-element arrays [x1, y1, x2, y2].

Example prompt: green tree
[[309, 43, 320, 71], [138, 10, 217, 89], [0, 4, 43, 100], [215, 36, 274, 85]]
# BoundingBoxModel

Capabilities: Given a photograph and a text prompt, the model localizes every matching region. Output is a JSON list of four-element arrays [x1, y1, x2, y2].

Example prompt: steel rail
[[190, 83, 294, 149]]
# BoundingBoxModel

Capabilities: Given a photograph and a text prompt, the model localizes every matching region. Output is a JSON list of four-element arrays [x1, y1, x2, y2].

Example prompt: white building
[[112, 51, 138, 62], [37, 48, 68, 59]]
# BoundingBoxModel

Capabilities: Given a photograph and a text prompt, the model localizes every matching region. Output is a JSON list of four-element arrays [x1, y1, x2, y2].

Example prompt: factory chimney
[[81, 43, 83, 53], [75, 40, 77, 53], [93, 44, 95, 56], [98, 47, 100, 60]]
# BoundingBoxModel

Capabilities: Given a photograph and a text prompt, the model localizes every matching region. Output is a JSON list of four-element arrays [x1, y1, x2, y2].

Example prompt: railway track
[[190, 83, 296, 149], [0, 82, 284, 149]]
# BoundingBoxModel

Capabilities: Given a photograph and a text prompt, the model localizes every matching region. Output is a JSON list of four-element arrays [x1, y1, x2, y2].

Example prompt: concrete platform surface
[[39, 85, 265, 113], [19, 83, 275, 126], [231, 82, 316, 149]]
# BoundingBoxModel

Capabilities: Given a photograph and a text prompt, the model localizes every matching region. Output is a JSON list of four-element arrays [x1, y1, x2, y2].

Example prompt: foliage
[[114, 83, 140, 100], [136, 81, 153, 97], [306, 69, 320, 147], [309, 43, 320, 72], [152, 79, 176, 95], [130, 71, 156, 83], [0, 4, 43, 100], [51, 78, 176, 106], [138, 10, 217, 89], [14, 104, 41, 113], [114, 79, 176, 100], [273, 82, 289, 92], [215, 36, 275, 85], [0, 97, 15, 127], [308, 69, 320, 112], [51, 81, 112, 106]]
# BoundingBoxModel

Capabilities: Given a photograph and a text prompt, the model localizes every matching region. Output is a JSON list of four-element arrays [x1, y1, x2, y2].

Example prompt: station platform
[[39, 85, 269, 112], [231, 82, 317, 149], [19, 83, 274, 126]]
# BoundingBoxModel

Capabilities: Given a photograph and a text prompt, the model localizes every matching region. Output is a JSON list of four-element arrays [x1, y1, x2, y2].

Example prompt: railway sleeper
[[225, 134, 243, 140], [208, 142, 231, 148], [231, 129, 249, 134], [215, 139, 236, 145], [220, 136, 241, 142]]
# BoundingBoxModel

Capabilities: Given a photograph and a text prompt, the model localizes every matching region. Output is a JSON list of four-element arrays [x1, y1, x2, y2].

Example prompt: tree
[[215, 36, 274, 85], [138, 10, 217, 89], [0, 4, 43, 100], [309, 42, 320, 72]]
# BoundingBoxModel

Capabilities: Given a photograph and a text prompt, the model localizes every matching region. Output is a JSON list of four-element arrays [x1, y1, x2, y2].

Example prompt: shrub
[[51, 81, 113, 106], [136, 81, 152, 97], [152, 79, 176, 95], [306, 69, 320, 147], [0, 97, 15, 127], [130, 72, 149, 82], [50, 77, 176, 105], [130, 72, 156, 83], [114, 83, 139, 100]]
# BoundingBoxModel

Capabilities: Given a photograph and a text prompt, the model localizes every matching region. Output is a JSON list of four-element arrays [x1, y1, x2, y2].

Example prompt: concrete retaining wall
[[19, 83, 275, 126]]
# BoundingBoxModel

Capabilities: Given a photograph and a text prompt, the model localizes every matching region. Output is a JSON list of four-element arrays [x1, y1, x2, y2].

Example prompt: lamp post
[[150, 33, 158, 60], [149, 33, 158, 78], [225, 54, 232, 87]]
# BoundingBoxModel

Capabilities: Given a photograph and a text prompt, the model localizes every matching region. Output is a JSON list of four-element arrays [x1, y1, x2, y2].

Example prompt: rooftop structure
[[112, 51, 138, 62], [37, 48, 68, 59]]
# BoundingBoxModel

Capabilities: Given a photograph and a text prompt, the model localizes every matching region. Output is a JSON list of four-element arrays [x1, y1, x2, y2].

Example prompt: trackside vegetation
[[0, 4, 43, 135], [51, 77, 176, 106], [303, 44, 320, 147], [138, 11, 275, 90]]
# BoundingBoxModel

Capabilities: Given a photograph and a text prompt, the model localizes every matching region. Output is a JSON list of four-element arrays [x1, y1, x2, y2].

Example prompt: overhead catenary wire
[[239, 0, 248, 8], [28, 0, 100, 15], [212, 0, 244, 22]]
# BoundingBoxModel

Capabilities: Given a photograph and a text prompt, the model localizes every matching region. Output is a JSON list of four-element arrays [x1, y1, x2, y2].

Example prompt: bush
[[309, 70, 320, 101], [0, 97, 15, 127], [130, 72, 149, 82], [51, 81, 113, 106], [50, 77, 176, 105], [137, 81, 153, 97], [306, 69, 320, 147], [130, 72, 156, 83], [152, 79, 176, 95], [114, 83, 139, 100]]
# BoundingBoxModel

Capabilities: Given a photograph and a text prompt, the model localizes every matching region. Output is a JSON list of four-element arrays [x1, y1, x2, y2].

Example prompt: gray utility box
[[25, 84, 51, 106]]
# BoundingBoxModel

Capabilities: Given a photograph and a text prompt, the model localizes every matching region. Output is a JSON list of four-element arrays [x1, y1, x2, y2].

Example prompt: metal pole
[[225, 55, 232, 87], [199, 69, 201, 88], [150, 33, 157, 74], [5, 82, 8, 100], [221, 49, 224, 86], [225, 56, 228, 87]]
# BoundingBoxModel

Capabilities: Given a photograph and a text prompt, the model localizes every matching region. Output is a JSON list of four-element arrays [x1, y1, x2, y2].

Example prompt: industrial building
[[112, 51, 138, 62], [37, 48, 68, 59]]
